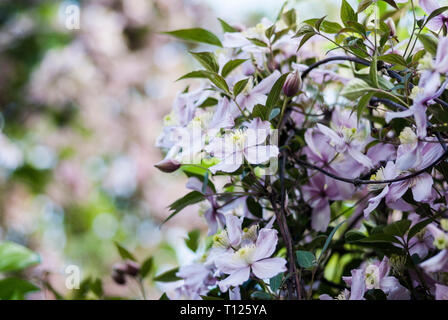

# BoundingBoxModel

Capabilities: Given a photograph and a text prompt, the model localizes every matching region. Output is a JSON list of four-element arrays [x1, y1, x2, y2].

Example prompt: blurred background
[[0, 0, 345, 299]]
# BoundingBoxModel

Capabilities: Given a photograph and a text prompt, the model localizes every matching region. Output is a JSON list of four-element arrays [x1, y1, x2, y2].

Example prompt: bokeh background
[[0, 0, 348, 299]]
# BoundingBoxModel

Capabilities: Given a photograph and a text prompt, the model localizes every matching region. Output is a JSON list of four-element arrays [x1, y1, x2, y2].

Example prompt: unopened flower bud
[[385, 18, 396, 37], [283, 71, 301, 97], [111, 266, 126, 285], [124, 260, 140, 277], [154, 158, 181, 173]]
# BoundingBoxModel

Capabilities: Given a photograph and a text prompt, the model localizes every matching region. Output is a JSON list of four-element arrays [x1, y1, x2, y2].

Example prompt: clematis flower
[[235, 70, 281, 112], [320, 269, 366, 300], [363, 161, 398, 218], [207, 118, 279, 173], [343, 256, 410, 300], [302, 173, 340, 232], [174, 263, 217, 300], [385, 37, 448, 138], [406, 213, 435, 259], [419, 224, 448, 273], [215, 228, 287, 292]]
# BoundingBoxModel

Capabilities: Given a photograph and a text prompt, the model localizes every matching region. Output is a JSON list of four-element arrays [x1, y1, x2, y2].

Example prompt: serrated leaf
[[178, 70, 230, 94], [163, 28, 222, 47], [114, 242, 137, 262], [0, 242, 40, 273], [154, 268, 181, 282], [190, 51, 219, 73], [296, 250, 317, 268], [221, 59, 247, 78]]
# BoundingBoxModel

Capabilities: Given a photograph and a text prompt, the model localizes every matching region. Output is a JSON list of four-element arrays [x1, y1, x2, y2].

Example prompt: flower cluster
[[156, 0, 448, 300]]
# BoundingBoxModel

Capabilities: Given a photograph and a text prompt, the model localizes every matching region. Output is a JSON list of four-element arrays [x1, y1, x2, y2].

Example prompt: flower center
[[235, 245, 256, 264], [365, 264, 380, 290]]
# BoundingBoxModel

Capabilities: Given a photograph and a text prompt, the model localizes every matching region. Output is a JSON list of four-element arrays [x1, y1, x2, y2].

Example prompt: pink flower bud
[[124, 260, 140, 277], [154, 158, 181, 173], [282, 71, 301, 97], [385, 18, 396, 37]]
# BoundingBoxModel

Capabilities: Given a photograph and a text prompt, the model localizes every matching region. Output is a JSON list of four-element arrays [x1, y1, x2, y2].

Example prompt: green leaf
[[154, 268, 182, 282], [164, 191, 205, 224], [114, 242, 137, 262], [159, 292, 170, 300], [247, 37, 268, 47], [341, 0, 357, 26], [185, 229, 201, 252], [418, 34, 438, 56], [381, 0, 398, 9], [233, 78, 250, 97], [294, 24, 315, 38], [296, 250, 317, 268], [140, 257, 154, 279], [379, 54, 408, 67], [269, 273, 283, 292], [370, 54, 379, 88], [341, 78, 371, 100], [358, 233, 401, 244], [384, 220, 411, 238], [283, 9, 297, 28], [163, 28, 222, 47], [0, 241, 40, 273], [252, 104, 269, 121], [218, 18, 237, 33], [221, 59, 247, 78], [90, 278, 103, 298], [319, 220, 346, 259], [356, 92, 374, 125], [266, 73, 289, 115], [269, 108, 281, 120], [304, 18, 342, 34], [178, 70, 230, 94], [190, 51, 219, 73], [297, 32, 316, 51], [358, 0, 373, 13], [408, 216, 439, 240], [345, 230, 367, 243], [0, 278, 39, 300], [251, 291, 272, 300]]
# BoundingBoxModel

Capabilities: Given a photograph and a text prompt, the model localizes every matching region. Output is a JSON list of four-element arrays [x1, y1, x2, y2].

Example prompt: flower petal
[[251, 258, 287, 279]]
